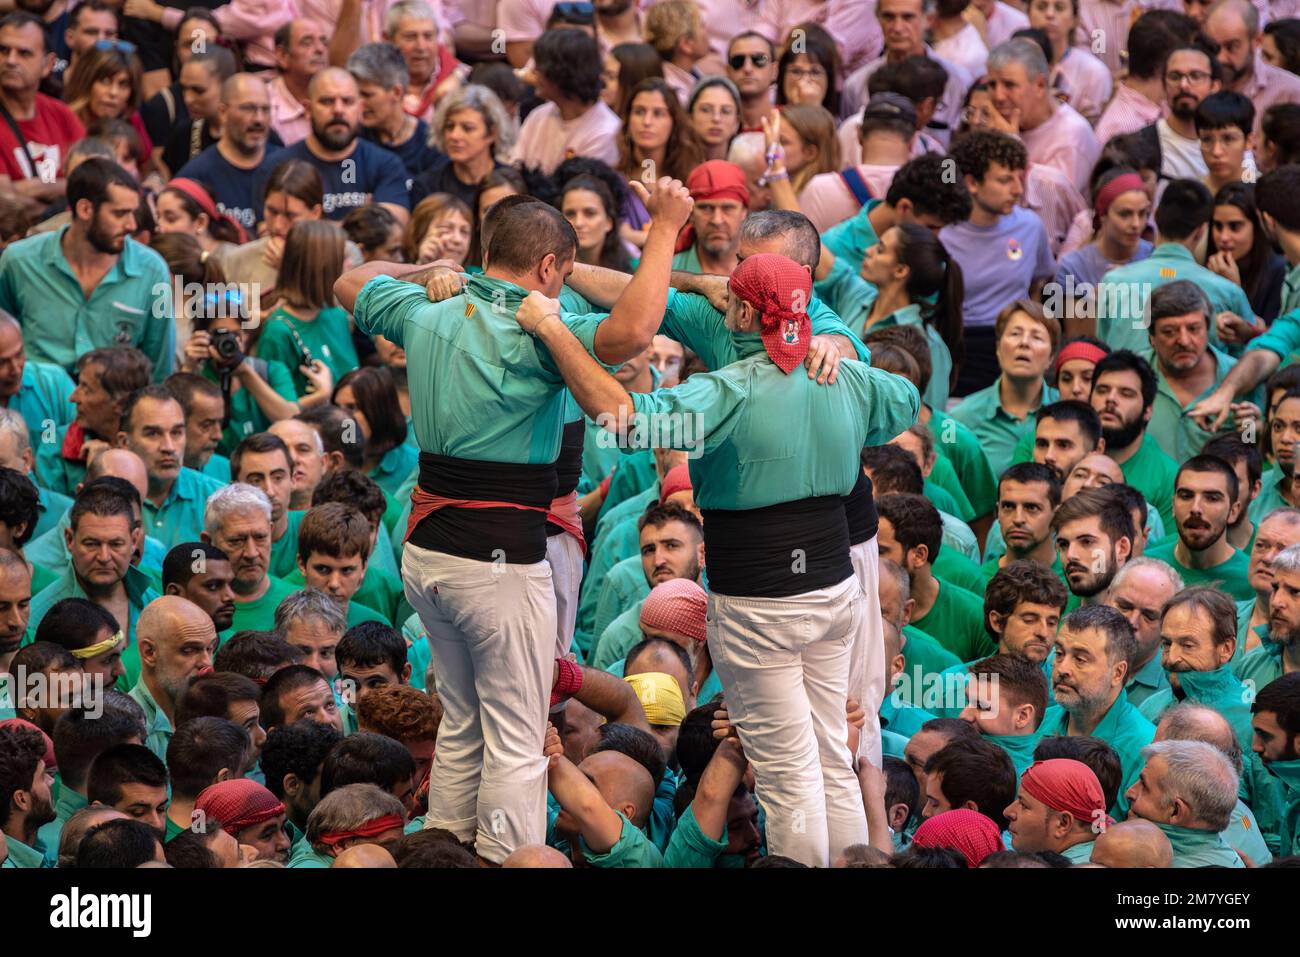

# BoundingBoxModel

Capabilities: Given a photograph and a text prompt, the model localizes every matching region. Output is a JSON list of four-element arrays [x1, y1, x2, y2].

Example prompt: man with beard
[[1029, 401, 1104, 485], [1104, 558, 1184, 708], [1204, 0, 1300, 139], [1091, 350, 1178, 532], [1053, 487, 1134, 606], [986, 464, 1060, 576], [231, 432, 301, 581], [1148, 456, 1254, 600], [1237, 508, 1300, 657], [0, 158, 171, 378], [176, 74, 281, 232], [114, 386, 224, 550], [1125, 738, 1244, 866], [1250, 673, 1300, 857], [28, 482, 161, 689], [1147, 38, 1223, 180], [33, 347, 151, 498], [0, 718, 54, 867], [671, 161, 748, 276], [269, 417, 328, 512], [162, 542, 237, 634], [165, 373, 228, 483], [260, 67, 409, 224], [1202, 434, 1262, 551], [1137, 587, 1254, 751], [1040, 604, 1156, 817], [129, 595, 218, 761], [1004, 758, 1109, 861], [1240, 542, 1300, 689], [86, 742, 169, 839], [203, 484, 298, 638]]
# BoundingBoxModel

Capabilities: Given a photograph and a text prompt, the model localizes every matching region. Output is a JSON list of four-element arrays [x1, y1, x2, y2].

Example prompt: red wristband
[[550, 658, 584, 707]]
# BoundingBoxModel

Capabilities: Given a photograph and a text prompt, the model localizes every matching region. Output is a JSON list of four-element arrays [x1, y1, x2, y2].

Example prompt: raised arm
[[545, 730, 625, 853], [692, 737, 748, 841], [559, 661, 651, 731]]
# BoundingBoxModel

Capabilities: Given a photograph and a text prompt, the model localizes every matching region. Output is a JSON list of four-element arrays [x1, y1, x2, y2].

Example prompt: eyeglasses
[[1165, 70, 1211, 86], [728, 52, 771, 70], [787, 67, 826, 81], [551, 2, 594, 24], [94, 38, 138, 55]]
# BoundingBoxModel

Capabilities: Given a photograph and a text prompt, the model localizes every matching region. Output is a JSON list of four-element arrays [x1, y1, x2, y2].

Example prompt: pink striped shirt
[[1024, 162, 1087, 258], [266, 75, 311, 146], [1092, 80, 1163, 146], [160, 0, 295, 69], [984, 1, 1030, 49], [813, 0, 883, 75], [1078, 0, 1181, 76], [799, 163, 900, 232], [1022, 101, 1099, 193], [1052, 46, 1112, 125], [1234, 52, 1300, 138]]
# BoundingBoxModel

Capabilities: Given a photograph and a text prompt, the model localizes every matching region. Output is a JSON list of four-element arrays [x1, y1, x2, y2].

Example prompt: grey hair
[[1109, 556, 1185, 595], [1274, 542, 1300, 577], [1157, 702, 1243, 775], [1139, 739, 1238, 832], [0, 407, 30, 457], [347, 42, 409, 91], [274, 587, 347, 639], [430, 84, 515, 161], [738, 210, 820, 271], [726, 134, 766, 168], [1209, 0, 1258, 35], [305, 783, 405, 851], [0, 308, 19, 332], [988, 38, 1050, 82], [204, 483, 272, 536], [384, 0, 436, 37], [1062, 604, 1137, 672], [1261, 506, 1300, 528], [1148, 279, 1212, 329]]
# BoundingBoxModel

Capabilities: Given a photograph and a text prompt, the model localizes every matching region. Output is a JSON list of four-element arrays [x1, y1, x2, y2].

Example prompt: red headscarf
[[675, 160, 751, 253], [1020, 758, 1111, 827], [640, 578, 708, 643], [728, 253, 812, 373], [195, 779, 285, 834], [166, 178, 249, 244], [660, 463, 693, 502], [912, 809, 1004, 868], [1053, 339, 1108, 376]]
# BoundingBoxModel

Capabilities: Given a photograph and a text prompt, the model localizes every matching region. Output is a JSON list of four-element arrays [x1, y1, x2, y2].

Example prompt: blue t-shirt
[[259, 138, 411, 220], [361, 119, 443, 183], [177, 146, 284, 230], [939, 206, 1057, 328]]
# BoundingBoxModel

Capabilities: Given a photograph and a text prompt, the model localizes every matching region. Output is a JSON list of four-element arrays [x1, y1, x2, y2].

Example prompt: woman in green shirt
[[333, 368, 419, 498], [255, 221, 358, 399]]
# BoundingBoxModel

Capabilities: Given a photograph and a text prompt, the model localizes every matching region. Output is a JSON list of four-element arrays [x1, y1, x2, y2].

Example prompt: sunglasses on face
[[729, 52, 771, 69]]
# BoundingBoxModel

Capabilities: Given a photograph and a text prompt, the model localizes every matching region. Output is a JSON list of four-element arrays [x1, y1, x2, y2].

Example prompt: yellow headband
[[70, 630, 125, 660], [625, 672, 686, 727]]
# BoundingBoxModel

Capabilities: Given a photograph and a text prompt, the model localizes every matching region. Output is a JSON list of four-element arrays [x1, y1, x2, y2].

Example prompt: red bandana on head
[[728, 253, 812, 374], [1020, 758, 1112, 827], [675, 160, 751, 253]]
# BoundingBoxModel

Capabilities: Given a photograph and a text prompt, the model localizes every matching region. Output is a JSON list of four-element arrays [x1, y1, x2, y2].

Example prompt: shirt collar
[[1128, 652, 1168, 690], [1151, 243, 1195, 264]]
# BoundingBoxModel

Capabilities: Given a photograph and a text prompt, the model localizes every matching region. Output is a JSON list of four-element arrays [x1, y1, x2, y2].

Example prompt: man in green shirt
[[203, 484, 298, 640], [1125, 739, 1245, 867], [1147, 456, 1254, 601], [128, 595, 219, 761], [0, 719, 55, 868], [167, 372, 230, 483], [1249, 395, 1300, 527], [1199, 435, 1262, 556], [1004, 758, 1109, 862], [1241, 543, 1300, 690], [1251, 673, 1300, 858], [1095, 178, 1254, 355], [984, 463, 1062, 578], [663, 731, 764, 868], [290, 502, 388, 626], [1040, 605, 1156, 818], [1103, 557, 1184, 708], [0, 313, 75, 456], [1054, 487, 1135, 610], [958, 654, 1051, 778], [0, 159, 174, 382], [231, 433, 303, 582], [878, 493, 993, 664], [1091, 350, 1179, 532]]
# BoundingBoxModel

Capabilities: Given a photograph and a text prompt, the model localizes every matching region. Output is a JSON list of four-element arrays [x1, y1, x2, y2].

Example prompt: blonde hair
[[779, 103, 841, 194], [644, 0, 702, 60]]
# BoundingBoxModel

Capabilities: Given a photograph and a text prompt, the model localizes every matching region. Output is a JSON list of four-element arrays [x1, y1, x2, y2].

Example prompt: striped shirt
[[1093, 80, 1163, 146]]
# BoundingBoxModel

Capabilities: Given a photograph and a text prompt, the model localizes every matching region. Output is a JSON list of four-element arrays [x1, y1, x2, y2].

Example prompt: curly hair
[[534, 28, 605, 105], [355, 685, 443, 743], [947, 128, 1029, 182]]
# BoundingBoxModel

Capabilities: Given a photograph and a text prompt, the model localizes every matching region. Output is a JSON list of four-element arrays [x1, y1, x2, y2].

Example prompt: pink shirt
[[1093, 80, 1162, 146], [799, 163, 900, 233], [442, 0, 496, 29], [267, 75, 310, 146], [161, 0, 294, 69], [299, 0, 451, 44], [1052, 47, 1112, 125], [1024, 161, 1086, 258], [497, 0, 552, 43], [662, 61, 699, 107], [984, 1, 1029, 49], [813, 0, 883, 76], [1236, 52, 1300, 138], [843, 47, 972, 146], [512, 100, 622, 174], [1078, 0, 1181, 76], [933, 22, 989, 81], [1022, 101, 1099, 194]]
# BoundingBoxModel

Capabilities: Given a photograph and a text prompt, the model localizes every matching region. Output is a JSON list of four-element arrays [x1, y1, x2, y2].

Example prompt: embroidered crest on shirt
[[1159, 267, 1177, 279], [1007, 238, 1023, 261]]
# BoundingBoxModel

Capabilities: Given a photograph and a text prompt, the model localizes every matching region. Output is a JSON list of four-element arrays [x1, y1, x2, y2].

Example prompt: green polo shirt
[[1124, 652, 1170, 709], [1040, 689, 1155, 819], [934, 548, 989, 595], [928, 468, 975, 523], [986, 731, 1042, 779], [578, 811, 663, 868], [8, 359, 74, 453], [950, 379, 1057, 479], [880, 694, 935, 739], [1144, 539, 1254, 601], [1137, 665, 1255, 752], [900, 625, 963, 690], [1060, 838, 1095, 864], [1237, 644, 1289, 692], [1116, 433, 1178, 533], [31, 485, 71, 542], [928, 409, 997, 519], [287, 838, 333, 868], [0, 227, 174, 380], [592, 558, 651, 650], [911, 579, 995, 663], [1264, 758, 1300, 857], [257, 305, 359, 397], [1246, 304, 1300, 371], [1281, 261, 1300, 317], [36, 785, 87, 866], [0, 833, 44, 868], [28, 564, 159, 689], [1095, 243, 1254, 354], [268, 509, 306, 582], [218, 575, 299, 641], [662, 804, 726, 868], [670, 246, 703, 274], [345, 600, 387, 626], [199, 454, 231, 483], [1148, 346, 1239, 463], [1156, 821, 1245, 868], [813, 256, 951, 409], [822, 197, 882, 272], [595, 449, 657, 521], [33, 422, 88, 497], [1248, 467, 1295, 526], [591, 599, 646, 672], [370, 442, 419, 499], [128, 679, 174, 762], [143, 467, 226, 550]]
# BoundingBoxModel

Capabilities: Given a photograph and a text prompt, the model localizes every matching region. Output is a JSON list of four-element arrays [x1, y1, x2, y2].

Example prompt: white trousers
[[706, 574, 870, 867], [848, 537, 885, 769], [401, 543, 554, 864], [546, 531, 584, 659]]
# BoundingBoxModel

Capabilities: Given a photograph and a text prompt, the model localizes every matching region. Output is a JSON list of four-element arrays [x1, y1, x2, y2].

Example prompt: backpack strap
[[839, 167, 872, 208]]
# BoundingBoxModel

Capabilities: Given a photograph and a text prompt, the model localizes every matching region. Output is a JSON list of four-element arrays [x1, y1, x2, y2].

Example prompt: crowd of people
[[0, 0, 1299, 873]]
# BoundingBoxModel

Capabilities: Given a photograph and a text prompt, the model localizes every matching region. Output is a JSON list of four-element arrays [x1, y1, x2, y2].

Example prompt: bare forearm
[[593, 223, 678, 363], [574, 665, 650, 730], [329, 0, 363, 66], [548, 755, 622, 850], [693, 747, 746, 839], [236, 366, 299, 420], [333, 260, 429, 313], [536, 315, 637, 429], [1218, 350, 1277, 399], [568, 262, 633, 310]]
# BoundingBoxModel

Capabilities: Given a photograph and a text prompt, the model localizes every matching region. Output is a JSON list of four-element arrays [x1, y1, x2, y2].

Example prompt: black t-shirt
[[141, 82, 189, 148], [410, 154, 506, 210], [360, 118, 443, 184], [162, 118, 217, 176]]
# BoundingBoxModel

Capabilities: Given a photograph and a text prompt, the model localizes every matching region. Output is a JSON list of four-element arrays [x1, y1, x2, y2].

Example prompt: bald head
[[1090, 819, 1174, 868], [1063, 453, 1124, 497], [86, 448, 149, 502], [309, 67, 359, 100], [139, 595, 216, 649], [579, 751, 655, 829], [502, 844, 573, 868], [137, 596, 217, 705], [331, 843, 396, 868], [1155, 703, 1242, 774]]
